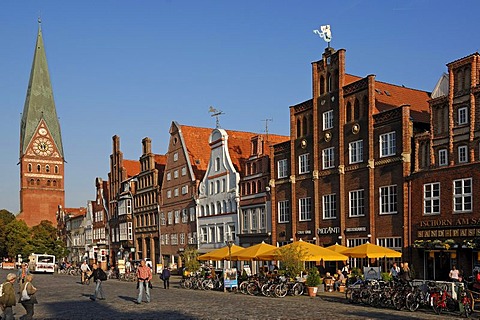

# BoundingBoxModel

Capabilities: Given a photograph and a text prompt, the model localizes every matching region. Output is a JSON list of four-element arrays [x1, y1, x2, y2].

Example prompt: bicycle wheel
[[292, 282, 304, 296], [432, 296, 443, 315], [405, 292, 419, 312], [392, 292, 405, 310], [246, 282, 258, 295], [274, 284, 288, 298]]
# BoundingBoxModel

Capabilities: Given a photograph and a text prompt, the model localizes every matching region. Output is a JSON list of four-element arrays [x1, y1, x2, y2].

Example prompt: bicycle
[[432, 285, 456, 314]]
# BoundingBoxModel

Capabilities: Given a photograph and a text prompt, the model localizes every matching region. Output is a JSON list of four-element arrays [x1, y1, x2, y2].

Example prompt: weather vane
[[313, 25, 332, 48], [208, 106, 225, 129]]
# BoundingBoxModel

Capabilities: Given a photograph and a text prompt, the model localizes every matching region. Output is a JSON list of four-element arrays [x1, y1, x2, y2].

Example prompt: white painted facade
[[197, 128, 240, 253]]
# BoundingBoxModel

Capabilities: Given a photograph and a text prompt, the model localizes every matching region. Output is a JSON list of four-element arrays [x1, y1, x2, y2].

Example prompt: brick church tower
[[17, 21, 65, 227]]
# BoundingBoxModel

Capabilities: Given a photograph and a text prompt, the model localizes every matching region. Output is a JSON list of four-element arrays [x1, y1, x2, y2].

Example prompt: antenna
[[313, 25, 332, 48], [261, 118, 273, 141], [208, 106, 225, 129]]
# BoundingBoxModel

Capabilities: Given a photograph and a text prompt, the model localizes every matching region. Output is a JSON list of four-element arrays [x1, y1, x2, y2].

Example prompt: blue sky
[[1, 0, 479, 214]]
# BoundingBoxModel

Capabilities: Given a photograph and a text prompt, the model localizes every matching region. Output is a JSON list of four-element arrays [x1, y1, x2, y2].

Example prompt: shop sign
[[345, 227, 367, 232], [419, 217, 480, 228], [418, 228, 480, 238], [297, 230, 312, 235], [317, 227, 340, 235]]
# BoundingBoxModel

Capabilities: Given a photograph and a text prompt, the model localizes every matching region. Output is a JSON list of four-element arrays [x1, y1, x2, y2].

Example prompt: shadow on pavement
[[118, 295, 136, 302]]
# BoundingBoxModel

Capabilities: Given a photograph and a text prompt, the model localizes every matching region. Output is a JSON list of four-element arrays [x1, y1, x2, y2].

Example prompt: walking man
[[161, 267, 171, 289], [88, 263, 107, 301], [0, 273, 17, 320], [136, 259, 152, 304]]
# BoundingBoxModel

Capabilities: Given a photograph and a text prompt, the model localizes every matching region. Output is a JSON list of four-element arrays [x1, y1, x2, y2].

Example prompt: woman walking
[[19, 274, 38, 320]]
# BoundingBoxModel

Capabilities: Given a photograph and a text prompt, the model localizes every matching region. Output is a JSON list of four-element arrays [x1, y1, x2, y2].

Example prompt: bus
[[28, 253, 56, 273]]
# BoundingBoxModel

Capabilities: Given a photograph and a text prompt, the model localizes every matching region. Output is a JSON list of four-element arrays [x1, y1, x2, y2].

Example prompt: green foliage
[[5, 219, 33, 258], [381, 272, 392, 282], [350, 267, 363, 279], [306, 266, 321, 287], [0, 209, 16, 258], [277, 242, 309, 277], [181, 246, 200, 272]]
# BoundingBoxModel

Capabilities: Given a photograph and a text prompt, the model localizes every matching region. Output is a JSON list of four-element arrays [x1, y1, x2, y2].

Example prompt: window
[[277, 159, 288, 178], [438, 149, 448, 166], [380, 185, 397, 214], [37, 164, 41, 172], [160, 212, 166, 225], [323, 110, 333, 130], [260, 208, 266, 230], [127, 222, 133, 241], [167, 211, 173, 225], [217, 226, 224, 243], [174, 188, 179, 197], [349, 189, 365, 217], [458, 146, 468, 163], [189, 207, 195, 221], [299, 153, 310, 174], [201, 227, 207, 243], [167, 190, 171, 199], [182, 209, 188, 223], [171, 234, 178, 245], [380, 132, 396, 157], [173, 152, 178, 161], [28, 163, 32, 172], [322, 147, 335, 169], [222, 179, 226, 192], [242, 211, 248, 231], [215, 180, 220, 194], [349, 140, 363, 164], [322, 194, 336, 219], [182, 185, 188, 195], [278, 200, 289, 223], [180, 233, 185, 245], [209, 227, 216, 243], [347, 238, 368, 248], [215, 157, 220, 171], [45, 165, 50, 173], [174, 210, 180, 224], [181, 167, 187, 176], [454, 178, 472, 212], [424, 183, 440, 215], [174, 170, 179, 178], [251, 210, 257, 230], [166, 172, 171, 181], [299, 197, 312, 221], [458, 107, 468, 125], [377, 237, 402, 250], [54, 165, 58, 173]]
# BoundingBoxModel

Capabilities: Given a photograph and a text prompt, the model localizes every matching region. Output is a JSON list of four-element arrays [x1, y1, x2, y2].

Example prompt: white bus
[[28, 253, 56, 273]]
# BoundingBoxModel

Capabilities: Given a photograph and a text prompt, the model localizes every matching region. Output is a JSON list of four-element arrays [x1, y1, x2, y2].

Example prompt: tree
[[30, 220, 68, 259], [276, 243, 309, 278], [4, 219, 33, 259], [181, 246, 200, 272], [0, 209, 16, 258]]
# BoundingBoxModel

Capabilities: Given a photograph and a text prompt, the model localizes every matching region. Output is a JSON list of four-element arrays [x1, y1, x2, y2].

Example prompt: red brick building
[[18, 23, 65, 227], [92, 177, 110, 268], [271, 47, 430, 268], [411, 53, 480, 280]]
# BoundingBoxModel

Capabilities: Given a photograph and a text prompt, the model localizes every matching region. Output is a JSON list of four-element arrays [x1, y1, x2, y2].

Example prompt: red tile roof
[[64, 207, 87, 218], [123, 159, 141, 178]]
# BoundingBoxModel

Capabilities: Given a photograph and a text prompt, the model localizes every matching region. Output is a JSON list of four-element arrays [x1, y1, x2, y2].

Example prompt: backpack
[[98, 269, 107, 281]]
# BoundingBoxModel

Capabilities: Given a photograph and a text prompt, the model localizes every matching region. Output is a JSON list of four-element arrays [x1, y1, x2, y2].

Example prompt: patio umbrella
[[325, 243, 349, 253], [342, 242, 402, 259], [257, 239, 348, 262], [197, 244, 245, 261], [229, 241, 277, 261]]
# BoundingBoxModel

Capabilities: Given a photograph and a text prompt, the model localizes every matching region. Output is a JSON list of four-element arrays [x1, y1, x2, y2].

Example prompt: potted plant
[[306, 267, 321, 297]]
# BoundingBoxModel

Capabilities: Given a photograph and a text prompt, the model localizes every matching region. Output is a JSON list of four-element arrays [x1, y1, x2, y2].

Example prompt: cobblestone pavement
[[0, 269, 476, 320]]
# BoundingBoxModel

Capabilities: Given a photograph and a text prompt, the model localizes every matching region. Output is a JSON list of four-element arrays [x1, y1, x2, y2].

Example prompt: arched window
[[252, 162, 256, 174], [53, 180, 57, 187], [320, 75, 325, 95], [222, 179, 226, 192], [216, 180, 220, 194], [246, 183, 251, 195], [251, 182, 256, 194], [47, 180, 51, 186], [45, 165, 50, 173], [30, 179, 34, 186], [257, 181, 262, 192], [210, 203, 215, 216], [457, 69, 464, 92], [28, 163, 32, 172], [223, 200, 227, 213], [215, 157, 220, 171], [37, 164, 41, 172], [36, 179, 40, 185], [346, 101, 352, 122], [205, 205, 210, 216], [302, 117, 308, 136], [465, 67, 471, 89], [296, 118, 301, 138], [327, 73, 332, 92], [217, 201, 222, 215], [354, 98, 360, 120], [362, 95, 369, 117]]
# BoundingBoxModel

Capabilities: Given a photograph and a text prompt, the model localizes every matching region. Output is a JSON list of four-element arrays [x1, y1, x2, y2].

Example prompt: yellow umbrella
[[257, 239, 348, 261], [197, 244, 244, 261], [343, 242, 402, 259], [325, 243, 349, 253], [229, 241, 277, 261]]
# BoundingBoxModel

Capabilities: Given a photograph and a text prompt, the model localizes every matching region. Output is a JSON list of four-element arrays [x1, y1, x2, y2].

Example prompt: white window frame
[[379, 185, 397, 215], [277, 159, 288, 178], [174, 210, 180, 224], [458, 107, 468, 125], [278, 200, 289, 223], [349, 189, 365, 217], [322, 194, 336, 219], [438, 149, 448, 166], [189, 207, 195, 221], [173, 152, 178, 161], [299, 197, 312, 221], [182, 185, 188, 195], [380, 132, 396, 157], [424, 182, 440, 215], [181, 167, 187, 176], [166, 172, 171, 181], [458, 145, 468, 163], [322, 147, 335, 169], [174, 170, 179, 178], [182, 209, 188, 223], [299, 153, 310, 174], [376, 237, 402, 251], [180, 233, 185, 245], [453, 178, 472, 213], [167, 211, 173, 225], [349, 140, 363, 164], [167, 190, 171, 199], [323, 110, 333, 130]]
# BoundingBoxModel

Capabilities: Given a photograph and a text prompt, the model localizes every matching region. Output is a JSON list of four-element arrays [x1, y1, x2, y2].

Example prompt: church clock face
[[33, 137, 53, 156]]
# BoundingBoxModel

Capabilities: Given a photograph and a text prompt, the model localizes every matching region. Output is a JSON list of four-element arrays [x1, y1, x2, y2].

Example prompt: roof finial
[[37, 14, 42, 31], [208, 106, 225, 129]]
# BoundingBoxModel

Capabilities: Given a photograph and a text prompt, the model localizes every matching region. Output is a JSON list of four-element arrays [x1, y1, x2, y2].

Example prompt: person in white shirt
[[81, 261, 91, 284], [449, 265, 460, 282]]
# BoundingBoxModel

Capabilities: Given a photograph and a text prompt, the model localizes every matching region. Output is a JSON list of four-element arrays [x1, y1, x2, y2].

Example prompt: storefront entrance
[[425, 251, 452, 281]]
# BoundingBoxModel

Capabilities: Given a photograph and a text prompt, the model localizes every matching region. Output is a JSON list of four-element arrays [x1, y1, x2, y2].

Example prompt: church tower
[[17, 21, 65, 227]]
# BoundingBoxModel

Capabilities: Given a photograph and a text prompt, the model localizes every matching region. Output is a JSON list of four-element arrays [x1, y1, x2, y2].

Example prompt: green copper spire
[[20, 21, 63, 158]]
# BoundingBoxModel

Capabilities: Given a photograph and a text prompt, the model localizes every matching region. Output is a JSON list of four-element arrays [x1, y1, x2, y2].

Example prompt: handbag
[[21, 282, 31, 301]]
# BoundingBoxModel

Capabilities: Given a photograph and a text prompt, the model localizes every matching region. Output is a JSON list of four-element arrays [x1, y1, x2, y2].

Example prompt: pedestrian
[[161, 267, 171, 289], [399, 261, 412, 282], [334, 269, 345, 291], [0, 273, 17, 320], [136, 259, 152, 304], [17, 263, 30, 284], [80, 260, 91, 284], [88, 263, 107, 301], [19, 274, 38, 320], [341, 263, 350, 278], [449, 265, 459, 282], [389, 262, 400, 278]]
